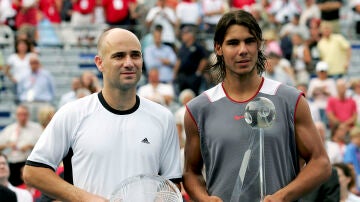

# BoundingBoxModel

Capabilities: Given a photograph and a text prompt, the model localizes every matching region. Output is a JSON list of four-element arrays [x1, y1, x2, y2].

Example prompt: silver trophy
[[110, 174, 183, 202], [230, 97, 276, 202]]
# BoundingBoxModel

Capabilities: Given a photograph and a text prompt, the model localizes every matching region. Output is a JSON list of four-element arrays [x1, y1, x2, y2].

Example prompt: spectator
[[317, 21, 351, 79], [264, 52, 295, 86], [15, 28, 37, 53], [349, 78, 360, 126], [145, 0, 177, 49], [333, 162, 360, 201], [173, 26, 208, 95], [290, 32, 311, 84], [280, 13, 310, 41], [102, 0, 137, 28], [174, 88, 195, 151], [299, 0, 320, 27], [94, 0, 105, 24], [80, 70, 101, 94], [37, 105, 56, 129], [307, 61, 337, 126], [329, 123, 349, 163], [17, 53, 56, 122], [266, 0, 302, 26], [306, 18, 322, 76], [343, 127, 360, 194], [4, 39, 33, 103], [71, 0, 95, 26], [60, 0, 72, 22], [0, 153, 32, 202], [12, 0, 39, 31], [263, 29, 283, 58], [137, 68, 176, 109], [201, 0, 227, 34], [38, 0, 62, 24], [316, 121, 343, 164], [230, 0, 256, 11], [58, 76, 82, 108], [326, 79, 357, 129], [249, 3, 272, 31], [174, 88, 194, 202], [279, 14, 309, 62], [143, 24, 177, 83], [17, 165, 41, 201], [0, 105, 42, 186], [316, 0, 342, 33], [75, 87, 91, 99], [175, 0, 201, 30]]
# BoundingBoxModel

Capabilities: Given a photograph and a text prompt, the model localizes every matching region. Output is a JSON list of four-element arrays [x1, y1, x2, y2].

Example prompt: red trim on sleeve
[[294, 92, 305, 123], [185, 104, 199, 130]]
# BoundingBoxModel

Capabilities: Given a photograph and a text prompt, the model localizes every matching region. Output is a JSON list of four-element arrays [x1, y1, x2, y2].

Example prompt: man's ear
[[94, 56, 104, 72], [215, 43, 222, 56]]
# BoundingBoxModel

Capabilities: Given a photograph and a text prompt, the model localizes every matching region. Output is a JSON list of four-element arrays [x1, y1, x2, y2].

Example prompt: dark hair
[[209, 10, 266, 83], [333, 163, 355, 189], [154, 24, 163, 32], [14, 39, 32, 53]]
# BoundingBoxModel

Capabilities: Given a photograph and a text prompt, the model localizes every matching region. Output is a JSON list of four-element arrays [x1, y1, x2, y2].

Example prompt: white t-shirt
[[27, 92, 182, 199], [346, 192, 360, 202], [326, 140, 345, 164], [201, 0, 224, 25], [307, 77, 337, 109], [0, 121, 42, 163], [8, 183, 33, 202], [6, 53, 32, 82], [137, 83, 174, 105], [176, 2, 201, 25], [145, 6, 177, 44]]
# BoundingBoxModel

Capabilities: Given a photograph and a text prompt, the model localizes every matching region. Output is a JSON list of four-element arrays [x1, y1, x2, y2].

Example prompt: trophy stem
[[259, 128, 265, 202]]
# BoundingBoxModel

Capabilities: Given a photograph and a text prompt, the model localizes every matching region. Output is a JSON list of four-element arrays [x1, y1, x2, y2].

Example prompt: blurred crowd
[[1, 0, 360, 201]]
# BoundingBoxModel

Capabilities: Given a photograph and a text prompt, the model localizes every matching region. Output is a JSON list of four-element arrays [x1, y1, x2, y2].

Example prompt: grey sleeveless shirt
[[186, 78, 303, 201]]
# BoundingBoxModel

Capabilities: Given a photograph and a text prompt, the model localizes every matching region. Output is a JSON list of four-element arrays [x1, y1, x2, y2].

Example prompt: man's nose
[[124, 55, 135, 67], [238, 42, 248, 55]]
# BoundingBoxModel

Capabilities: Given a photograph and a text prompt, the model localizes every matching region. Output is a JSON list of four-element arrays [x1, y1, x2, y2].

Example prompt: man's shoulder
[[188, 84, 223, 106], [58, 93, 99, 114]]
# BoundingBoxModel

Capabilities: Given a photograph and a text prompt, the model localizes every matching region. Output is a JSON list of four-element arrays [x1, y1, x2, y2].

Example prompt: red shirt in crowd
[[231, 0, 255, 9], [72, 0, 96, 14], [39, 0, 61, 23], [102, 0, 135, 23], [12, 0, 38, 29]]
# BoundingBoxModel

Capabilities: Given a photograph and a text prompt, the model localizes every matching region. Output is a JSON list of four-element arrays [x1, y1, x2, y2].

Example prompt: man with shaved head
[[22, 28, 182, 201]]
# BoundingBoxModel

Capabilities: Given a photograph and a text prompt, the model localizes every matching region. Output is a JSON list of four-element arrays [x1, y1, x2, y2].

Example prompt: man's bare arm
[[264, 96, 331, 202], [183, 110, 222, 202], [23, 165, 108, 202]]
